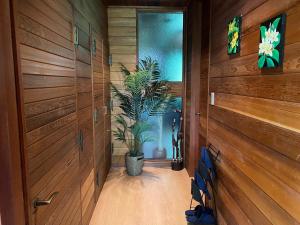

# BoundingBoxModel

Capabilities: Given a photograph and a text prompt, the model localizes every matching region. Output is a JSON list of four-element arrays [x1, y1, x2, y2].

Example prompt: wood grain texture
[[185, 0, 210, 176], [89, 167, 191, 225], [74, 9, 96, 225], [208, 1, 300, 224], [15, 0, 81, 224], [73, 1, 111, 223], [0, 0, 26, 224], [14, 0, 110, 224], [108, 7, 137, 158], [92, 28, 105, 202]]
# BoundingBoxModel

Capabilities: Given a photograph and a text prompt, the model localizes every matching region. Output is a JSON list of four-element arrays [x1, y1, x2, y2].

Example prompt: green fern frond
[[112, 57, 175, 155]]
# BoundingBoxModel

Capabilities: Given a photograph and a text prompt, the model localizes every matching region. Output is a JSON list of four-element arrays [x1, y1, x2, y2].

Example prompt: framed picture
[[227, 16, 242, 55], [258, 14, 286, 69]]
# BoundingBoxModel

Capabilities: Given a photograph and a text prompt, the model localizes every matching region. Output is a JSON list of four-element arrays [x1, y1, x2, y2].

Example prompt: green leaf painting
[[258, 55, 266, 68], [258, 14, 286, 69], [227, 16, 242, 55]]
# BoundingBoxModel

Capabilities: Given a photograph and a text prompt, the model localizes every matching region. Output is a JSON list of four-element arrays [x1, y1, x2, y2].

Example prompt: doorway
[[137, 11, 185, 159]]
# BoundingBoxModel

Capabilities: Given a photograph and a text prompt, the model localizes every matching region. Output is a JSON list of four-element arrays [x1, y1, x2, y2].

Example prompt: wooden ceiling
[[105, 0, 190, 7]]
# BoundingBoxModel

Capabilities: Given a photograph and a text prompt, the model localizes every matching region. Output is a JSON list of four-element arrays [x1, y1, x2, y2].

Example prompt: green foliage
[[258, 16, 283, 69], [266, 57, 275, 67], [272, 49, 280, 63], [111, 57, 175, 157], [258, 55, 266, 69], [260, 26, 267, 39], [272, 17, 281, 30], [227, 16, 241, 54]]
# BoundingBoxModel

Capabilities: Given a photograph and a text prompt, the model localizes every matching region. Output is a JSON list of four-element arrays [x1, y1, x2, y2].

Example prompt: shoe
[[186, 207, 216, 225], [185, 205, 201, 216]]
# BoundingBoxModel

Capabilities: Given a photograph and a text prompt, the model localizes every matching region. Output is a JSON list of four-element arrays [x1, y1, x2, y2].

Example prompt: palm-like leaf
[[111, 57, 175, 156], [138, 57, 161, 81]]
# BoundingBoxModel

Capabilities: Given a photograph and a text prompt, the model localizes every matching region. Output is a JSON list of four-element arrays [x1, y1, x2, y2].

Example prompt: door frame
[[184, 0, 211, 176], [0, 0, 26, 224], [184, 0, 202, 176], [135, 7, 187, 160]]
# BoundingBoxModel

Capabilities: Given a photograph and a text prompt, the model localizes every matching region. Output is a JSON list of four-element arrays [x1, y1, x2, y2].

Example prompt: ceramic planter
[[125, 152, 144, 176]]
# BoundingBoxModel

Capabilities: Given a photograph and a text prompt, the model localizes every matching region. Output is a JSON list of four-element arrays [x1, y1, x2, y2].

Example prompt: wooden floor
[[89, 166, 191, 225]]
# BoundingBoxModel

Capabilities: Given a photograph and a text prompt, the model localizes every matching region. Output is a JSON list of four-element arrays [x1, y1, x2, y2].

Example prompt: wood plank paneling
[[23, 74, 75, 89], [108, 7, 137, 161], [210, 105, 300, 161], [21, 59, 75, 77], [19, 29, 74, 60], [74, 9, 95, 225], [72, 0, 111, 223], [20, 45, 75, 68], [18, 13, 74, 50], [18, 0, 72, 40], [15, 0, 81, 224], [208, 1, 300, 224], [14, 0, 110, 224], [92, 29, 107, 201], [23, 86, 76, 103]]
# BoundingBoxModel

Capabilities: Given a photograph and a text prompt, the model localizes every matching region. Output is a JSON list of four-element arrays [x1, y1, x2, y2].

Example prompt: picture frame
[[258, 14, 286, 69], [227, 16, 242, 55]]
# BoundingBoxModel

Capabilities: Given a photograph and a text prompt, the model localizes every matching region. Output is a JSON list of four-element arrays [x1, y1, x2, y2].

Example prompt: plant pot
[[125, 152, 144, 176], [153, 147, 167, 159], [171, 159, 184, 171]]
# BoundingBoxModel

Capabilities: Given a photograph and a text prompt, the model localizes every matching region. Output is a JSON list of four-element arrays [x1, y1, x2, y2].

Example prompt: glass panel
[[138, 12, 184, 159], [142, 98, 183, 159], [138, 12, 184, 82]]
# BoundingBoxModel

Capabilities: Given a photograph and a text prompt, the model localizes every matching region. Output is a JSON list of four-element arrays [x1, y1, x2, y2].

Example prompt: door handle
[[77, 130, 84, 151], [33, 192, 59, 208], [195, 113, 201, 116]]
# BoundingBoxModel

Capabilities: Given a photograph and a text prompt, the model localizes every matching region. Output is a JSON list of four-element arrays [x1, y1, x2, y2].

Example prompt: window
[[138, 11, 184, 159], [138, 12, 184, 81]]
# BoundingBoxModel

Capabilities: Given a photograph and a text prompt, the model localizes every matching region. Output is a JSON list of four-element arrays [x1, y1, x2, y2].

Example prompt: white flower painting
[[258, 14, 286, 69]]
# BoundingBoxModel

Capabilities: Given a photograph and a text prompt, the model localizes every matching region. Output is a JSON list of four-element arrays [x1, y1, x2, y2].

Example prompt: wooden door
[[184, 0, 206, 176], [0, 0, 26, 224], [14, 0, 82, 224], [92, 31, 106, 200], [74, 10, 96, 225]]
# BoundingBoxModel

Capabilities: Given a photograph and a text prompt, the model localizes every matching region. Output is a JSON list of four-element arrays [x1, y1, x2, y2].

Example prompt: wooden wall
[[208, 0, 300, 224], [108, 7, 137, 165], [72, 0, 111, 223], [13, 0, 110, 224], [15, 1, 81, 224]]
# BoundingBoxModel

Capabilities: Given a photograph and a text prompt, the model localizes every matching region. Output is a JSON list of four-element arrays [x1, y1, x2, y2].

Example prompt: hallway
[[89, 166, 191, 225], [1, 0, 300, 225]]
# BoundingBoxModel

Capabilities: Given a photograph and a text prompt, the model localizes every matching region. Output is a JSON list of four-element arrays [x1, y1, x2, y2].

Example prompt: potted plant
[[111, 57, 174, 176]]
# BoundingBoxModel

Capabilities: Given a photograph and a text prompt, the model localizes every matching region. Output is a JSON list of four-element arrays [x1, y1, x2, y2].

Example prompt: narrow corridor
[[89, 166, 191, 225]]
